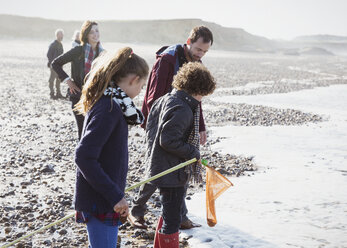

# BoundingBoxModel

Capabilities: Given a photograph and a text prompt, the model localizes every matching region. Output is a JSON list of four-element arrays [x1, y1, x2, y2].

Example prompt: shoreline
[[0, 40, 346, 247]]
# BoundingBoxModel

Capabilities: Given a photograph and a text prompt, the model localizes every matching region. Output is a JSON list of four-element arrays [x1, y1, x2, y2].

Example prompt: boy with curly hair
[[145, 62, 216, 247]]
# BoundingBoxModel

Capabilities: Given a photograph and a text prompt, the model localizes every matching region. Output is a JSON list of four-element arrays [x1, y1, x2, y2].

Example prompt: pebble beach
[[0, 40, 346, 247]]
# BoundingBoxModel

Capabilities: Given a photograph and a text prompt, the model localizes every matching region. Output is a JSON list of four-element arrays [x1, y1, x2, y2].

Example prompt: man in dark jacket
[[129, 26, 213, 230], [47, 29, 64, 99], [148, 62, 216, 247]]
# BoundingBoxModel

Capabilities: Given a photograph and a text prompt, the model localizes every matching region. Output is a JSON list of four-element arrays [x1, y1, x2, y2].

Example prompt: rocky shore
[[1, 41, 345, 247]]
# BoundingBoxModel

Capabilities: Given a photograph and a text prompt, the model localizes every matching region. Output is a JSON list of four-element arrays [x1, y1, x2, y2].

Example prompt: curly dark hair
[[172, 62, 216, 96]]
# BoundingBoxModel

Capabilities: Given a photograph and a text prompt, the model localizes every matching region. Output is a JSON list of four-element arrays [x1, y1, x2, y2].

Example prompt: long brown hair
[[79, 20, 102, 57], [80, 20, 98, 45], [74, 47, 149, 115]]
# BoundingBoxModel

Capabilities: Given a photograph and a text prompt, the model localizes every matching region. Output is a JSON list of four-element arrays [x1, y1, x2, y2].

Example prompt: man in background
[[71, 30, 81, 48], [47, 29, 64, 99]]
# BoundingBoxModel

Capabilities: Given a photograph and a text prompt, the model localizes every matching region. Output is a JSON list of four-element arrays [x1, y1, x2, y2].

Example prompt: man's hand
[[199, 131, 207, 145], [113, 198, 129, 217], [67, 79, 81, 95]]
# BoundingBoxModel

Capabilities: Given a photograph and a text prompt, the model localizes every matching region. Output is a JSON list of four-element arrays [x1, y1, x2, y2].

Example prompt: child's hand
[[113, 198, 129, 217]]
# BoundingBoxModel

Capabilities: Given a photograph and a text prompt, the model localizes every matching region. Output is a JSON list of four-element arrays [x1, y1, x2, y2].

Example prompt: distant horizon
[[1, 0, 346, 40], [1, 13, 346, 42]]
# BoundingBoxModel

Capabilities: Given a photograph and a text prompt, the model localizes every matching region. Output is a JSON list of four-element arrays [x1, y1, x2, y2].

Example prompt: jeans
[[131, 183, 189, 222], [86, 215, 119, 248], [159, 186, 185, 234]]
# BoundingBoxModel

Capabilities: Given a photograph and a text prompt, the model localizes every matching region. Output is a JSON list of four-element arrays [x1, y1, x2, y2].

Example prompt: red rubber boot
[[157, 231, 179, 248], [153, 216, 163, 248]]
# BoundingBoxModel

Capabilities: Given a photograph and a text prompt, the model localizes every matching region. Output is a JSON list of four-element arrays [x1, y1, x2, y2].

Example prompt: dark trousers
[[131, 183, 188, 222], [159, 186, 185, 234], [71, 98, 85, 140], [48, 68, 61, 96]]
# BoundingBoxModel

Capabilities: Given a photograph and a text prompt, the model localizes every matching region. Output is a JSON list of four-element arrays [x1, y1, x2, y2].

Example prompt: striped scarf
[[185, 104, 202, 185], [84, 43, 104, 75]]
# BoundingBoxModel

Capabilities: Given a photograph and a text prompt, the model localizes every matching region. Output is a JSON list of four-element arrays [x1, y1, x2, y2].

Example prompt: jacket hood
[[155, 44, 184, 64]]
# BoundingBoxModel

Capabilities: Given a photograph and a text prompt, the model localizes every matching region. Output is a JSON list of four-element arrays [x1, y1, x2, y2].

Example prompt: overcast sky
[[1, 0, 346, 40]]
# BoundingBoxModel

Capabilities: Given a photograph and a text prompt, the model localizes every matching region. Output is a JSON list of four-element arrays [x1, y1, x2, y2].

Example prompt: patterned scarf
[[104, 86, 144, 125], [185, 104, 202, 185], [84, 42, 104, 75]]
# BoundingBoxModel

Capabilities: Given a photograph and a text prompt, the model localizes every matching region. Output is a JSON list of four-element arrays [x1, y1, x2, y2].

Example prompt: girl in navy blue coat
[[73, 47, 149, 247]]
